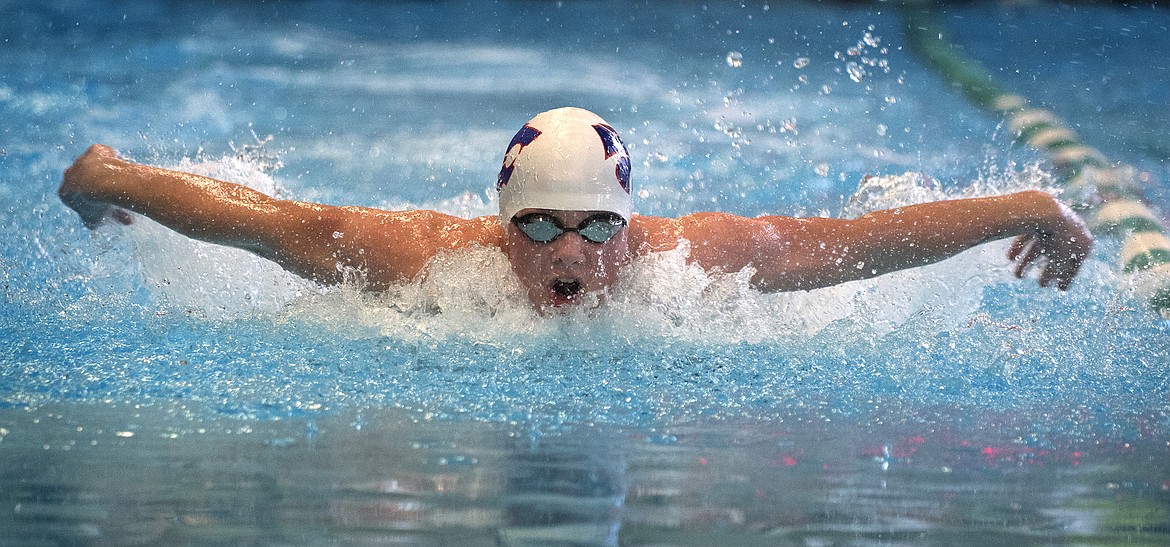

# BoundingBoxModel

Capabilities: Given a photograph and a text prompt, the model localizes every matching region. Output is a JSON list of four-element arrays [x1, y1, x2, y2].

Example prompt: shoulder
[[332, 207, 502, 247], [629, 212, 824, 281], [629, 212, 801, 254], [320, 209, 504, 290]]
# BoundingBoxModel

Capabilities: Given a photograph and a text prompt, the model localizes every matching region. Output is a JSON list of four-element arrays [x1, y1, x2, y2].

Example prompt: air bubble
[[726, 51, 743, 68], [793, 57, 810, 69]]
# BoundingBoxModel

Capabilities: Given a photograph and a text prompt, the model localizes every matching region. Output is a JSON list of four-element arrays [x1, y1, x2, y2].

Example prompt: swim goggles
[[511, 212, 627, 244]]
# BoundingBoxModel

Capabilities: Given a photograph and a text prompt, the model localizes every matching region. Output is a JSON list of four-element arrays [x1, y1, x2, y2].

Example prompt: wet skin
[[60, 144, 1094, 314], [503, 209, 630, 312]]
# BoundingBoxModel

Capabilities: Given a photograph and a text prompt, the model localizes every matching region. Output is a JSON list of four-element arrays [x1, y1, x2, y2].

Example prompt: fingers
[[1012, 239, 1042, 279], [1039, 257, 1081, 291], [1007, 235, 1028, 262], [1012, 235, 1080, 290], [61, 145, 128, 230], [1057, 260, 1083, 291], [1052, 246, 1087, 291], [112, 208, 134, 225], [70, 199, 114, 230], [1023, 237, 1088, 291], [1007, 199, 1094, 292], [1038, 266, 1056, 288]]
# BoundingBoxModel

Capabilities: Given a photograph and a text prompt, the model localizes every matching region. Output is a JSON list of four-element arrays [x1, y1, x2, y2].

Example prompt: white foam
[[92, 156, 315, 319]]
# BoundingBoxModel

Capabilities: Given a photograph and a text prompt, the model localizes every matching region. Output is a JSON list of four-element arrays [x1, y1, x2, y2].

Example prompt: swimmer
[[59, 107, 1093, 312]]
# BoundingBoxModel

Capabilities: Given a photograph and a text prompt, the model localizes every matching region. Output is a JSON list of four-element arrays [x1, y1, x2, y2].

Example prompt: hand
[[1007, 200, 1093, 290], [60, 144, 134, 229]]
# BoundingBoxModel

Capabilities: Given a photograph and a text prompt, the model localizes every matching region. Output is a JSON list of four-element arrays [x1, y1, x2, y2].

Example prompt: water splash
[[725, 51, 744, 68], [81, 156, 1092, 346], [846, 61, 866, 83], [27, 150, 1160, 430]]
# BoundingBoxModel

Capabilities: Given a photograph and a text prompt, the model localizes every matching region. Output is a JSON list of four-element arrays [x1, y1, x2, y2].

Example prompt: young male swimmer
[[59, 107, 1093, 312]]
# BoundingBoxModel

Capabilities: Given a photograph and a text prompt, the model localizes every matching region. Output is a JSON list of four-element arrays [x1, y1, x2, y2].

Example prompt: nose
[[550, 232, 588, 265]]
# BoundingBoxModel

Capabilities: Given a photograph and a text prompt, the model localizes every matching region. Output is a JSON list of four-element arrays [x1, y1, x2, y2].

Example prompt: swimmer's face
[[504, 209, 630, 312]]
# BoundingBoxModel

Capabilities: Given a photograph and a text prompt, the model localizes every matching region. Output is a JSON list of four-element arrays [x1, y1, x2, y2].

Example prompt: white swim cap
[[497, 107, 632, 224]]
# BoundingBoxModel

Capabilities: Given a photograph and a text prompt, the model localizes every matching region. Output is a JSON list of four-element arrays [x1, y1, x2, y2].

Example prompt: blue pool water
[[3, 1, 1169, 544]]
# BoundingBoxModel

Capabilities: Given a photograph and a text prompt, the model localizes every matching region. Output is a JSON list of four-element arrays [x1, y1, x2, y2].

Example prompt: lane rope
[[901, 4, 1170, 317]]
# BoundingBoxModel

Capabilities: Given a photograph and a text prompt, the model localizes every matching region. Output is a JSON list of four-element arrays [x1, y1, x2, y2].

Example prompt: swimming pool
[[3, 0, 1168, 543]]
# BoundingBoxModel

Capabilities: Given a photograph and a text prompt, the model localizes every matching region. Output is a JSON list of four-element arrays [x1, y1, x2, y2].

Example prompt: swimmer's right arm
[[59, 145, 499, 289], [60, 145, 360, 284]]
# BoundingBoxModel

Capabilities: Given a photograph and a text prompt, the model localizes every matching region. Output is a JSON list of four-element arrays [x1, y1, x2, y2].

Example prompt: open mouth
[[551, 278, 582, 299]]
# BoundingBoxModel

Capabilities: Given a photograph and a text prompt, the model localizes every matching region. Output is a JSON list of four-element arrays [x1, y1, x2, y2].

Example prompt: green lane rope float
[[902, 4, 1170, 317]]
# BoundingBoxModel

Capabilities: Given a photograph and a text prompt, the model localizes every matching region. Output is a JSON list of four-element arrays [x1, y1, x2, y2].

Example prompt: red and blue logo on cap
[[497, 124, 542, 191], [593, 123, 631, 194], [497, 121, 630, 195]]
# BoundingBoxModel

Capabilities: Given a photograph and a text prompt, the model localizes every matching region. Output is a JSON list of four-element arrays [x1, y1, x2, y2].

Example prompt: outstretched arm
[[647, 190, 1092, 292], [59, 145, 499, 289]]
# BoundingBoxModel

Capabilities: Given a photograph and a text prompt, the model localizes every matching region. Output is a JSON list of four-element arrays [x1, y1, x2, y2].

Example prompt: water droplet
[[726, 51, 743, 68], [793, 57, 810, 69], [847, 62, 866, 83]]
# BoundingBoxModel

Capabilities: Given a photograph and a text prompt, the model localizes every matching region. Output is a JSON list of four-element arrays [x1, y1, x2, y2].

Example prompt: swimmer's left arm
[[667, 190, 1093, 291]]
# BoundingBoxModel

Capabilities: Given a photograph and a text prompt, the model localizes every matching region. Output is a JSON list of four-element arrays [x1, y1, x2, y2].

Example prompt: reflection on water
[[498, 435, 625, 545], [2, 402, 1167, 545]]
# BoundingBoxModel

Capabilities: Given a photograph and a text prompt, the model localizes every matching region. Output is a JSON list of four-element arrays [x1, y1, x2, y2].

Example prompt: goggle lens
[[512, 213, 626, 244]]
